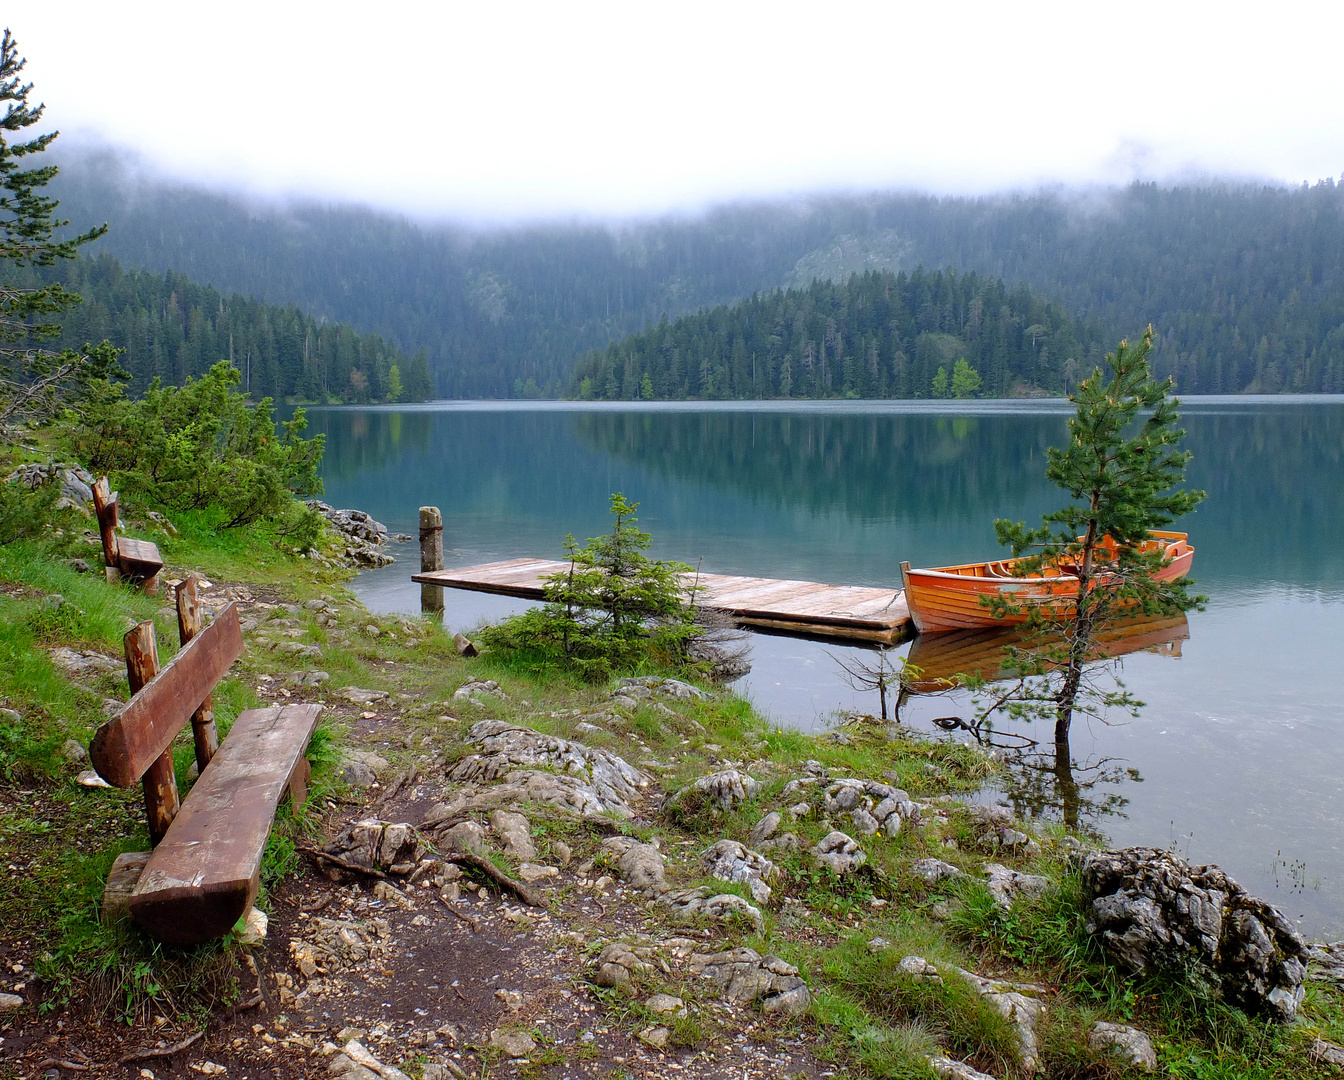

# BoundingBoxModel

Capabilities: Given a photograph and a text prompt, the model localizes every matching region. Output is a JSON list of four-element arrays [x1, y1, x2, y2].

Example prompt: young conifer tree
[[984, 326, 1205, 748]]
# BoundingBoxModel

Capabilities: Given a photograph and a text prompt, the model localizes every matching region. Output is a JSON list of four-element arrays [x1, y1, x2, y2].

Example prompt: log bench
[[89, 576, 321, 945], [91, 477, 164, 595]]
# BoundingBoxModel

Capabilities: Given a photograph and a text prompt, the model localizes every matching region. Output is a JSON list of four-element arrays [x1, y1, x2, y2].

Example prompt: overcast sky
[[16, 1, 1344, 221]]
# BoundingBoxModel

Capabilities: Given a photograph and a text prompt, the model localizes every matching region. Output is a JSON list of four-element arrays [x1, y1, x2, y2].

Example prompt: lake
[[303, 398, 1344, 938]]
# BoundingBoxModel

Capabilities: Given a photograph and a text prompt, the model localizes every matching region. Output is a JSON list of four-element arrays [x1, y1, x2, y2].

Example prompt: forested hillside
[[3, 253, 429, 403], [51, 146, 1344, 397], [569, 269, 1103, 400]]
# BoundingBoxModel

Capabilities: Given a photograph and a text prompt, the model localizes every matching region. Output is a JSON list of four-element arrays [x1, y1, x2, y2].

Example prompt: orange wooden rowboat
[[898, 530, 1195, 633]]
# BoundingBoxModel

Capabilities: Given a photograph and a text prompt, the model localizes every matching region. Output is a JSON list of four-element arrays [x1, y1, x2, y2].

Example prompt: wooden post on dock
[[419, 506, 444, 619]]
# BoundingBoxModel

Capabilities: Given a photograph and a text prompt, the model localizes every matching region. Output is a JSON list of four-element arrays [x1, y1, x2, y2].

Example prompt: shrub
[[64, 361, 324, 528]]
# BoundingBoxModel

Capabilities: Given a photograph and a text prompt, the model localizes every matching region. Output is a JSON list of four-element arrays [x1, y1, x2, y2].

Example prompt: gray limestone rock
[[689, 947, 810, 1014], [812, 830, 866, 875], [1089, 1022, 1158, 1072], [339, 749, 391, 788], [614, 675, 711, 701], [0, 992, 23, 1012], [48, 647, 121, 678], [487, 1030, 536, 1058], [949, 967, 1046, 1074], [660, 887, 765, 932], [328, 1039, 412, 1079], [666, 768, 760, 815], [823, 777, 919, 838], [441, 821, 488, 855], [340, 687, 388, 706], [1307, 940, 1344, 984], [701, 838, 777, 904], [928, 1058, 1000, 1080], [1081, 846, 1309, 1022], [912, 857, 965, 884], [897, 955, 943, 984], [593, 942, 654, 988], [600, 835, 668, 895], [489, 809, 537, 862], [983, 862, 1053, 910], [449, 720, 650, 819], [61, 738, 88, 763], [1309, 1038, 1344, 1067], [325, 819, 424, 874], [748, 810, 781, 846]]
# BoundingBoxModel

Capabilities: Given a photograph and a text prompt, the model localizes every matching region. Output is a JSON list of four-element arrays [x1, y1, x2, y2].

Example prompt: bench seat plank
[[90, 603, 242, 788], [129, 703, 322, 945], [116, 536, 164, 577]]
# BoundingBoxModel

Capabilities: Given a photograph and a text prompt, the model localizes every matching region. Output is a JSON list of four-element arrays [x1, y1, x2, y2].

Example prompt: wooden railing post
[[419, 506, 444, 619], [176, 576, 220, 773], [124, 620, 180, 845]]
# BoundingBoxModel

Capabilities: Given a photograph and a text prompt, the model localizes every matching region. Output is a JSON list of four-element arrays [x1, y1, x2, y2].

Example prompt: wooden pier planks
[[413, 558, 912, 643]]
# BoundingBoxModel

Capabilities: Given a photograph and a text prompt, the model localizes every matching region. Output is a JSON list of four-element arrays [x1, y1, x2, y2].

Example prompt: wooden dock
[[412, 558, 912, 644]]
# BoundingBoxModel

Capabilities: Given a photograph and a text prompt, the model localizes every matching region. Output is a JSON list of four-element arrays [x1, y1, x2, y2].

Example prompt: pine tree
[[0, 31, 119, 426]]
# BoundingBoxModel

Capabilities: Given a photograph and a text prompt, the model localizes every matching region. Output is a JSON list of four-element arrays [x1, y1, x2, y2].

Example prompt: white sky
[[16, 1, 1344, 221]]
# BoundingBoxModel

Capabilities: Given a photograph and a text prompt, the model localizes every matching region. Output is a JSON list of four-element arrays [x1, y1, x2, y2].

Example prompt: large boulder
[[1081, 847, 1309, 1021]]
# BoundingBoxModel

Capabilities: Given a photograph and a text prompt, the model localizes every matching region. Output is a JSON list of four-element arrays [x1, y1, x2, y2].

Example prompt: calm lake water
[[303, 398, 1344, 938]]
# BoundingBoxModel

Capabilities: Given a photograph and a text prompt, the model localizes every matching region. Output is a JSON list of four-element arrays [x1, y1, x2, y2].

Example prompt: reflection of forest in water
[[570, 402, 1344, 587]]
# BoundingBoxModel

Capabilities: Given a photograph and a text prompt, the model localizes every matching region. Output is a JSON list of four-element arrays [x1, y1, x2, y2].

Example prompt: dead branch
[[441, 849, 543, 907], [118, 1029, 204, 1064], [297, 846, 388, 879]]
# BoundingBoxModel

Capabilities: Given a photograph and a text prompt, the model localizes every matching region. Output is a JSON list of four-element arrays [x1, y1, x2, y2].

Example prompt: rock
[[441, 821, 488, 855], [1081, 846, 1309, 1022], [237, 907, 268, 946], [688, 947, 810, 1015], [812, 830, 866, 875], [749, 811, 781, 846], [928, 1058, 1000, 1080], [448, 720, 651, 819], [0, 992, 23, 1011], [614, 675, 710, 701], [660, 888, 764, 932], [453, 678, 505, 702], [645, 993, 684, 1015], [949, 967, 1046, 1073], [1307, 940, 1344, 984], [1089, 1022, 1157, 1072], [553, 841, 573, 865], [665, 768, 760, 816], [970, 804, 1014, 827], [338, 687, 389, 706], [489, 810, 537, 861], [452, 633, 479, 657], [327, 1039, 412, 1079], [757, 832, 802, 853], [62, 738, 88, 763], [67, 558, 92, 574], [600, 835, 668, 895], [822, 777, 919, 837], [495, 988, 523, 1009], [517, 863, 559, 882], [897, 955, 943, 984], [338, 749, 391, 788], [287, 670, 331, 687], [638, 1025, 671, 1048], [912, 857, 965, 884], [0, 707, 20, 724], [701, 839, 777, 904], [324, 820, 424, 874], [983, 863, 1052, 910], [76, 768, 112, 788], [48, 647, 121, 678], [1310, 1038, 1344, 1067], [593, 942, 654, 988]]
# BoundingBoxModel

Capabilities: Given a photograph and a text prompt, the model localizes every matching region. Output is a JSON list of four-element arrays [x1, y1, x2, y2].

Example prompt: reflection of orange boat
[[904, 613, 1189, 692], [898, 531, 1195, 633]]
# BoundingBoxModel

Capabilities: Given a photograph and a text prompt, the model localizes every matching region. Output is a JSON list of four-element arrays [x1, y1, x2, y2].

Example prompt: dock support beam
[[419, 506, 444, 619]]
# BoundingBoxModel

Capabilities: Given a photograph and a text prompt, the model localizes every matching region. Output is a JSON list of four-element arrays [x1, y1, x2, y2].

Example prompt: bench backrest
[[89, 601, 243, 788]]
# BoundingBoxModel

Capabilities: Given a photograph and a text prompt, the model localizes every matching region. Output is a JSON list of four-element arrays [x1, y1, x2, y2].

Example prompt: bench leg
[[143, 750, 181, 846], [105, 565, 122, 585], [286, 755, 311, 811], [141, 571, 160, 598], [102, 851, 152, 924]]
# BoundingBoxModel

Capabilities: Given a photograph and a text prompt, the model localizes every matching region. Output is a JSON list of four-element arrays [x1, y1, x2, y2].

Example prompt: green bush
[[480, 493, 694, 680], [64, 361, 324, 528]]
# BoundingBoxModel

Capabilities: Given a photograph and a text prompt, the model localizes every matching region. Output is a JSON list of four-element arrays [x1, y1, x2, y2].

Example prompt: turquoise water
[[304, 398, 1344, 937]]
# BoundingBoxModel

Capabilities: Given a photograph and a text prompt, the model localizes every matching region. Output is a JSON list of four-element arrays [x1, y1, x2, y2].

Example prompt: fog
[[18, 2, 1344, 222]]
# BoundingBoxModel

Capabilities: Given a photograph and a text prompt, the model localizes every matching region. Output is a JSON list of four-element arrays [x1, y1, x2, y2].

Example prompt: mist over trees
[[49, 146, 1344, 398], [569, 268, 1102, 400], [1, 252, 432, 403]]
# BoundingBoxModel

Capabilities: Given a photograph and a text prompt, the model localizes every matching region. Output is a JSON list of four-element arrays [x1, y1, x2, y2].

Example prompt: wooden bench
[[89, 576, 321, 945], [91, 477, 165, 595]]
